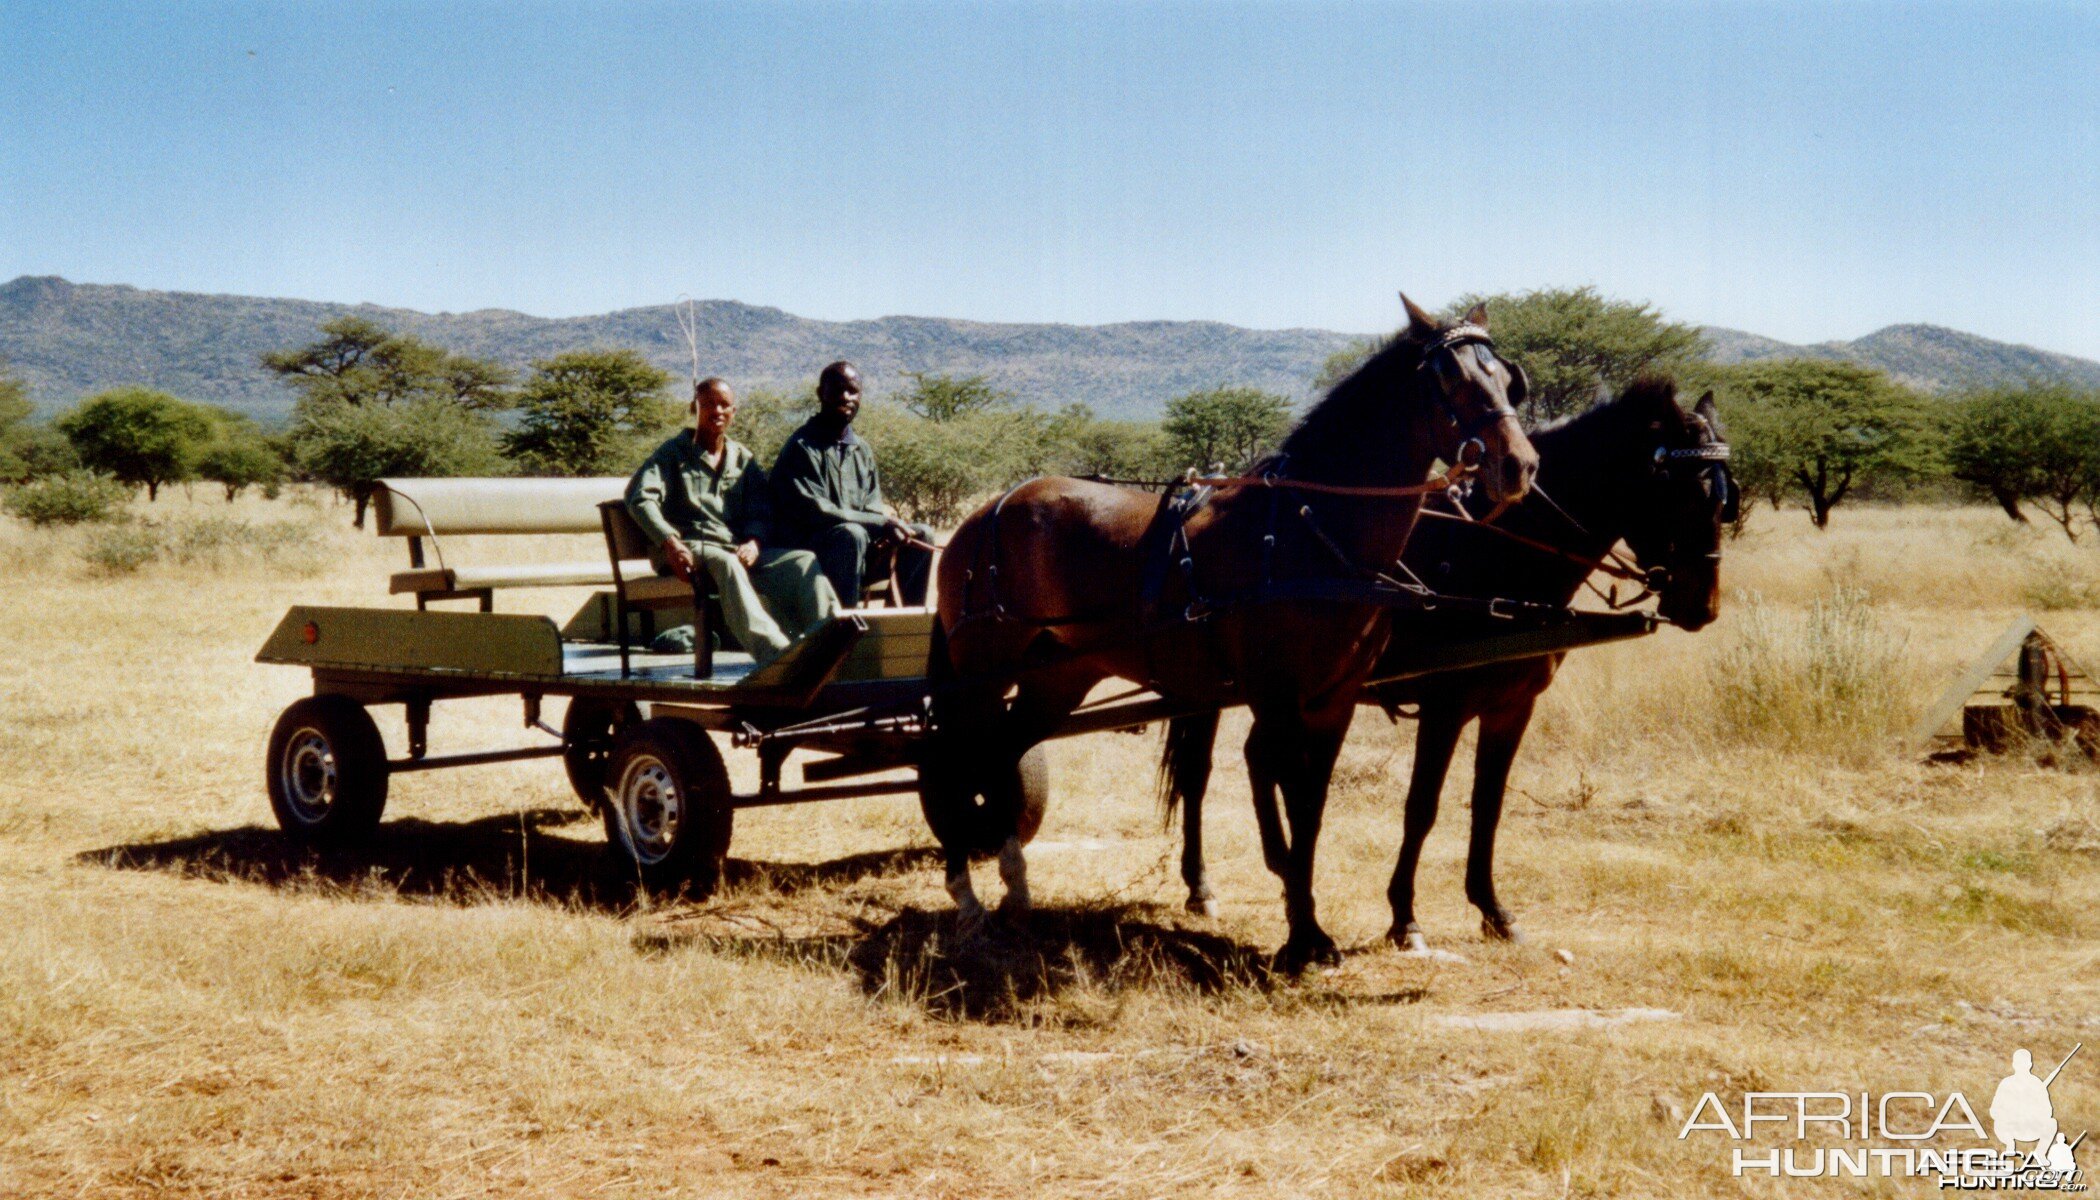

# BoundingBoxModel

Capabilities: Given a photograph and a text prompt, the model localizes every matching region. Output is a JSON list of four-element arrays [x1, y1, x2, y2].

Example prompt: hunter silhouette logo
[[1676, 1042, 2087, 1187]]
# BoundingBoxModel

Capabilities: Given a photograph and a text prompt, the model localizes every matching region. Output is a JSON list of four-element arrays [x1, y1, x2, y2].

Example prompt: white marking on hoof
[[996, 837, 1031, 915], [1186, 896, 1220, 918], [1404, 930, 1429, 953]]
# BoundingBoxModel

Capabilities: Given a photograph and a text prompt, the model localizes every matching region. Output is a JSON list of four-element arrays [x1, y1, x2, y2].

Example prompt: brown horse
[[926, 297, 1539, 971], [1162, 378, 1734, 949]]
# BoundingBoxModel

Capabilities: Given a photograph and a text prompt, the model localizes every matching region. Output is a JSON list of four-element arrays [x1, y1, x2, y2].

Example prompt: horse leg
[[1269, 706, 1351, 973], [989, 665, 1097, 919], [1162, 712, 1221, 916], [1243, 721, 1290, 880], [1466, 696, 1537, 943], [1386, 701, 1465, 951]]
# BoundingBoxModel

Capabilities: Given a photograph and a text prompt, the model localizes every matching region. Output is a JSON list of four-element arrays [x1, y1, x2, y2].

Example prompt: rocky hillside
[[6, 275, 2096, 420]]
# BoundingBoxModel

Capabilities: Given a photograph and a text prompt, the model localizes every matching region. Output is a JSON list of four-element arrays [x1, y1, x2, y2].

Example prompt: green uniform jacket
[[770, 417, 888, 544], [624, 431, 771, 551]]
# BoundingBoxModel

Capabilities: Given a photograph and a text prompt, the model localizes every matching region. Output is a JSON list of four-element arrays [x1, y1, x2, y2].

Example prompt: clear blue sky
[[4, 2, 2097, 356]]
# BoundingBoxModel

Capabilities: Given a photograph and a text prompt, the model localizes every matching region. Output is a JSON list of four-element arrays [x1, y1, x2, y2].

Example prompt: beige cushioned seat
[[389, 559, 662, 595]]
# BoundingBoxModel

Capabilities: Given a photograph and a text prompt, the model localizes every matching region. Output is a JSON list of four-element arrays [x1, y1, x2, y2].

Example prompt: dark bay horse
[[1162, 378, 1735, 950], [927, 297, 1540, 971]]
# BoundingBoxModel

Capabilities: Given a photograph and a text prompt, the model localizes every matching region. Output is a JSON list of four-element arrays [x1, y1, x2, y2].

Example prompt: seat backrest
[[598, 499, 656, 563], [372, 477, 629, 537]]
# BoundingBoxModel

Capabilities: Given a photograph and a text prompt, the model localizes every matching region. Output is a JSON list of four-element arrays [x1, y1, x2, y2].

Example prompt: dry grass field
[[4, 490, 2099, 1198]]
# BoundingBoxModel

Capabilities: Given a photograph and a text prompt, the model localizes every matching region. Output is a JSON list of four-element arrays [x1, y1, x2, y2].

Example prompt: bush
[[78, 516, 324, 576], [2, 470, 132, 526], [82, 524, 160, 575], [1710, 588, 1911, 757]]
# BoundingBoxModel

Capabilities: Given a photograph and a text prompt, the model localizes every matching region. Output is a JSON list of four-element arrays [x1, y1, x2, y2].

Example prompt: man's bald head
[[817, 361, 862, 424]]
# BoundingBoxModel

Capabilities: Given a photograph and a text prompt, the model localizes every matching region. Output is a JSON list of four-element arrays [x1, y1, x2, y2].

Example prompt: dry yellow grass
[[2, 491, 2097, 1198]]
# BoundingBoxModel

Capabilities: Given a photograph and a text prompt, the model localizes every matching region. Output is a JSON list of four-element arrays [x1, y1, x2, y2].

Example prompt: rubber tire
[[562, 698, 640, 811], [266, 695, 389, 847], [603, 718, 734, 897], [918, 742, 1050, 860]]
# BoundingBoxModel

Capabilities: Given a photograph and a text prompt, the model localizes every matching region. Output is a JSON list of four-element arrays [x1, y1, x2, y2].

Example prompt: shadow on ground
[[80, 809, 938, 914], [641, 902, 1293, 1022], [83, 817, 1403, 1022]]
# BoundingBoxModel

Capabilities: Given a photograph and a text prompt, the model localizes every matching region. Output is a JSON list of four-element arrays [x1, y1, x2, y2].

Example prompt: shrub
[[1710, 588, 1911, 757], [82, 524, 160, 574], [2, 470, 132, 526], [77, 516, 324, 577]]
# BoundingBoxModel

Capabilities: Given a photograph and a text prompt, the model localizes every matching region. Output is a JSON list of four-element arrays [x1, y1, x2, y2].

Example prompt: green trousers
[[687, 544, 840, 665]]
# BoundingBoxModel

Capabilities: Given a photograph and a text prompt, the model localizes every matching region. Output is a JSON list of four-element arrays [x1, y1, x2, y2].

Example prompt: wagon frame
[[256, 581, 1655, 894]]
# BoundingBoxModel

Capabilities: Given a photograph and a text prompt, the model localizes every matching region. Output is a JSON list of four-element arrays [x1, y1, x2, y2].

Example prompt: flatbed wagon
[[256, 584, 1655, 894]]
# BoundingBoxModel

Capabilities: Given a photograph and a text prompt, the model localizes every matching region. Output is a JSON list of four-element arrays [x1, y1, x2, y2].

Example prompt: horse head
[[1401, 294, 1539, 504], [1610, 382, 1733, 631]]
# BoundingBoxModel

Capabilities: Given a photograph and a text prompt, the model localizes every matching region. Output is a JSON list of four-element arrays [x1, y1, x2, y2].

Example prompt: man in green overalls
[[771, 361, 936, 606], [626, 378, 839, 665]]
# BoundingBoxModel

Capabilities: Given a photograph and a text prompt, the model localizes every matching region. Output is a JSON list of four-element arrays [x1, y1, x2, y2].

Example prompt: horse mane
[[1261, 334, 1425, 473], [1531, 374, 1682, 453]]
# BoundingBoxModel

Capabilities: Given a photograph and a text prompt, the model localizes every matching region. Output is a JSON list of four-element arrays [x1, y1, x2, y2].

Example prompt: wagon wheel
[[561, 697, 641, 811], [266, 695, 389, 847], [603, 718, 734, 897], [918, 743, 1050, 860]]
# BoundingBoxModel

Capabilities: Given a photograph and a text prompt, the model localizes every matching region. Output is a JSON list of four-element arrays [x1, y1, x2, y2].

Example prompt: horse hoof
[[1403, 930, 1430, 953], [1186, 895, 1220, 918], [1275, 938, 1343, 975], [1480, 915, 1525, 944]]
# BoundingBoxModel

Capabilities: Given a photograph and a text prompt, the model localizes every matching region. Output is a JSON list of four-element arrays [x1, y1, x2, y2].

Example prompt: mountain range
[[5, 275, 2097, 422]]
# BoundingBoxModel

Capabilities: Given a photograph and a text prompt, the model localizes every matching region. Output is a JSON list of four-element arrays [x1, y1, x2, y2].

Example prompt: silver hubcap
[[617, 754, 681, 864], [281, 728, 337, 824]]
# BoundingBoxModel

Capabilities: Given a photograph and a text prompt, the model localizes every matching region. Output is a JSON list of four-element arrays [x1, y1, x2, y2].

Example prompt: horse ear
[[1400, 292, 1440, 340], [1506, 360, 1530, 409], [1694, 390, 1719, 422], [1463, 301, 1489, 330]]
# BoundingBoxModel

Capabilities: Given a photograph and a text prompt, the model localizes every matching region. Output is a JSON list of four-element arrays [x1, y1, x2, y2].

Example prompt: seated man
[[770, 360, 935, 606], [626, 377, 839, 666]]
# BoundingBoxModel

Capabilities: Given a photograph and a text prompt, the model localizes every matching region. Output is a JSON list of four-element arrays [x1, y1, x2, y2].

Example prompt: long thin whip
[[673, 295, 701, 390]]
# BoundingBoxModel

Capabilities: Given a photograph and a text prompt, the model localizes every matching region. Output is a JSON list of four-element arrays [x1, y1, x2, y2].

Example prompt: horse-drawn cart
[[256, 537, 1654, 895]]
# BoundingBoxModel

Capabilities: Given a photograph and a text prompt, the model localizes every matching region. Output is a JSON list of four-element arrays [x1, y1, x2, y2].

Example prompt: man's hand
[[662, 539, 696, 583], [882, 518, 916, 546], [735, 540, 760, 568]]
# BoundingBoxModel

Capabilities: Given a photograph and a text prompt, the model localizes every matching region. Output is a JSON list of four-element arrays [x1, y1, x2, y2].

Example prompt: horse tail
[[1157, 710, 1220, 829]]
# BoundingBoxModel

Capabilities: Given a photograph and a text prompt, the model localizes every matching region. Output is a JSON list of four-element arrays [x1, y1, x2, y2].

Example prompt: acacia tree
[[1944, 386, 2100, 539], [56, 387, 216, 500], [1715, 360, 1933, 529], [899, 372, 1008, 423], [1312, 288, 1704, 422], [1162, 386, 1293, 472], [265, 319, 511, 523], [194, 410, 286, 501], [502, 349, 676, 476]]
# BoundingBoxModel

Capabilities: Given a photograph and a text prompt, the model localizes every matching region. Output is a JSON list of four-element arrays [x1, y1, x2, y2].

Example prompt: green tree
[[290, 399, 503, 526], [261, 316, 512, 410], [266, 318, 513, 523], [1161, 386, 1293, 473], [56, 387, 216, 500], [1714, 360, 1933, 529], [0, 369, 31, 482], [898, 372, 1008, 423], [195, 411, 287, 501], [1943, 386, 2100, 540], [502, 349, 676, 476], [1443, 287, 1705, 421]]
